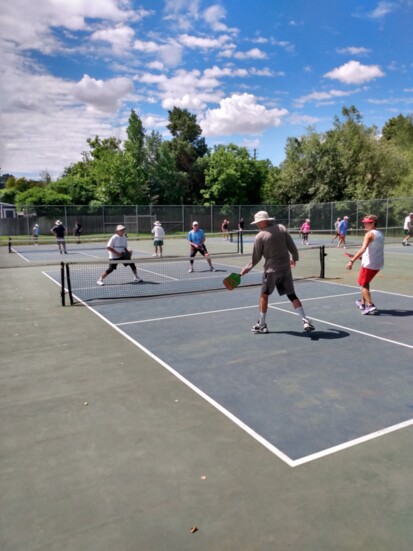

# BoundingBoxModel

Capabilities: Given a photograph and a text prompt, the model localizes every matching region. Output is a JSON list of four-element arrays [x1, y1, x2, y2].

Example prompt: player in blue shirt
[[187, 221, 216, 273]]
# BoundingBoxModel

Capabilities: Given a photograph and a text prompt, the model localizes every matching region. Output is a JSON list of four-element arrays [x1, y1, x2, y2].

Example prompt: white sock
[[259, 312, 266, 325], [295, 306, 307, 321]]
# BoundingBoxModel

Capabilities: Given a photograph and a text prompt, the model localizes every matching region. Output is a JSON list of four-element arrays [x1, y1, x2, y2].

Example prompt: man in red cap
[[345, 214, 384, 315]]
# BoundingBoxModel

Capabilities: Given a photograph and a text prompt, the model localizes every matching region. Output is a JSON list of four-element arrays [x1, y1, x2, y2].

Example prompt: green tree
[[382, 114, 413, 149], [166, 107, 209, 203], [145, 131, 180, 203], [202, 144, 268, 205]]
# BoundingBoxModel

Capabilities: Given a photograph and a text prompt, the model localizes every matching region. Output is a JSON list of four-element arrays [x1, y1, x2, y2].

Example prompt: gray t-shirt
[[248, 223, 299, 273]]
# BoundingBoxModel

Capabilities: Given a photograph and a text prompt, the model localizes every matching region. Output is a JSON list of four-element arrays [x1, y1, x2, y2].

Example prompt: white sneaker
[[152, 253, 157, 257], [210, 267, 216, 272], [188, 267, 194, 273], [97, 279, 104, 286], [303, 320, 315, 332], [133, 277, 142, 283]]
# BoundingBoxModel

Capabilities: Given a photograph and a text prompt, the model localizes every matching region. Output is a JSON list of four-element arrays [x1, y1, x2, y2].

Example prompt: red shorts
[[358, 266, 380, 287]]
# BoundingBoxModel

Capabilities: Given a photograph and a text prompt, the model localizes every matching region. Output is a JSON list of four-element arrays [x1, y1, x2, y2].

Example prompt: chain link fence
[[1, 198, 412, 237]]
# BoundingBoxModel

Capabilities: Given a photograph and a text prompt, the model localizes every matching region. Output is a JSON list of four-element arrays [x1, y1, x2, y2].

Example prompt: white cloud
[[324, 60, 385, 84], [200, 93, 288, 136], [202, 4, 238, 33], [91, 25, 135, 52], [72, 74, 134, 113], [234, 48, 267, 60], [336, 47, 371, 56], [133, 39, 161, 53], [178, 33, 233, 50], [295, 89, 356, 108], [0, 0, 137, 53], [368, 1, 396, 19]]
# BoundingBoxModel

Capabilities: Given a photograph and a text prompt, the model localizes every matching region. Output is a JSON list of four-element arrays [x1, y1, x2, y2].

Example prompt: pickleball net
[[61, 246, 326, 305]]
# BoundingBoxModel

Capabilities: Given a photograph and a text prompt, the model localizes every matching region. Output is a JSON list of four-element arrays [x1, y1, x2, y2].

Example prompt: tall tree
[[166, 107, 209, 203], [202, 144, 267, 205]]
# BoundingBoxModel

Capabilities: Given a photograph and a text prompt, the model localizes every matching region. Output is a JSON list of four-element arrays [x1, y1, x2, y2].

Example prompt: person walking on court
[[32, 223, 40, 245], [401, 212, 413, 246], [97, 224, 141, 286], [346, 215, 384, 315], [240, 211, 315, 334], [73, 222, 83, 244], [187, 221, 216, 273], [221, 218, 230, 240], [300, 218, 311, 245], [51, 220, 68, 254], [332, 217, 341, 243], [337, 216, 350, 248], [151, 220, 165, 257]]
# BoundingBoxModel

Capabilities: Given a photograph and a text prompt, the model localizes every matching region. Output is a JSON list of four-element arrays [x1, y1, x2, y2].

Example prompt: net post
[[8, 237, 12, 253], [65, 263, 74, 305], [320, 245, 326, 278], [60, 262, 66, 306], [239, 230, 244, 254]]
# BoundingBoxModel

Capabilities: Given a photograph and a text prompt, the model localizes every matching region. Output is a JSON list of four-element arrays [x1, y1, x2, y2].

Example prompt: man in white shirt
[[97, 225, 141, 285], [401, 212, 413, 246], [151, 221, 165, 257]]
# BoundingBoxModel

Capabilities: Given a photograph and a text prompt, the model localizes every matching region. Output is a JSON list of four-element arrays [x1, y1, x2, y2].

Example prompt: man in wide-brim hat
[[240, 211, 315, 334]]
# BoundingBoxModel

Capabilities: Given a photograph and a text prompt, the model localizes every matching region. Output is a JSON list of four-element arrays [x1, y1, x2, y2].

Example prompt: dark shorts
[[358, 267, 380, 287], [190, 244, 208, 258], [404, 229, 411, 236], [154, 240, 164, 246], [107, 252, 136, 273], [261, 270, 295, 297]]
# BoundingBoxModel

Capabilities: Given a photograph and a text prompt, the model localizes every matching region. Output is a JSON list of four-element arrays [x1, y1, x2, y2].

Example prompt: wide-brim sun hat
[[154, 221, 161, 226], [251, 211, 274, 225], [116, 224, 126, 231], [55, 220, 62, 225]]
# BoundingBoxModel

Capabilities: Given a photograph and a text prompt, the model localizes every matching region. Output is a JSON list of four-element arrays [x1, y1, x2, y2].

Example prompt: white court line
[[44, 272, 413, 467], [116, 291, 361, 327], [268, 305, 413, 350], [10, 250, 30, 262], [71, 297, 413, 468]]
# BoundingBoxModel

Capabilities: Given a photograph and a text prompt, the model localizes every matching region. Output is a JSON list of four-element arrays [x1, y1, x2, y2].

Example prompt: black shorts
[[190, 244, 208, 258], [107, 252, 136, 273]]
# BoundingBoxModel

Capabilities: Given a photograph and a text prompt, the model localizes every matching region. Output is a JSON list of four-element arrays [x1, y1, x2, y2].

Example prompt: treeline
[[1, 106, 413, 209]]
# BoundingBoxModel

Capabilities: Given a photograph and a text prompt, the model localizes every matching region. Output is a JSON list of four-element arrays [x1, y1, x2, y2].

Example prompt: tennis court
[[1, 241, 413, 550]]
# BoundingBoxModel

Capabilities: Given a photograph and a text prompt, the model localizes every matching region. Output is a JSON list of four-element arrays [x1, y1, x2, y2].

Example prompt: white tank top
[[361, 230, 384, 270]]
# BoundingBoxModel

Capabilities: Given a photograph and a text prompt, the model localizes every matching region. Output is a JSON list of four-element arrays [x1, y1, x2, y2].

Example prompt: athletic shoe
[[251, 322, 269, 334], [97, 279, 104, 286], [355, 300, 365, 310], [188, 267, 194, 273], [303, 320, 315, 332], [152, 253, 158, 257], [362, 304, 378, 315], [132, 277, 142, 283], [402, 241, 406, 246], [210, 267, 216, 272]]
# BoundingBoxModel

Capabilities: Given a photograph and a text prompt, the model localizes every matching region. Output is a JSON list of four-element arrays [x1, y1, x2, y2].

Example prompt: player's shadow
[[375, 309, 413, 317], [268, 329, 349, 341]]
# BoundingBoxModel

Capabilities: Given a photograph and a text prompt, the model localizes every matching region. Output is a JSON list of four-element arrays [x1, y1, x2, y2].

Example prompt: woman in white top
[[346, 215, 384, 315]]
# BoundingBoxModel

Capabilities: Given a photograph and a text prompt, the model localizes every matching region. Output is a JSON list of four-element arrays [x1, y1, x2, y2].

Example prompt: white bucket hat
[[251, 211, 274, 225], [154, 221, 161, 226], [116, 224, 126, 231], [55, 220, 62, 225]]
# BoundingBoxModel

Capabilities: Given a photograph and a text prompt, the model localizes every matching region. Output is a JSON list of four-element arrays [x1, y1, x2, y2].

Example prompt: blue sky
[[1, 0, 412, 179]]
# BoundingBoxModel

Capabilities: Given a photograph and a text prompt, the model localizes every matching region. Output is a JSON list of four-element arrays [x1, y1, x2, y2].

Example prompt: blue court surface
[[47, 272, 413, 468]]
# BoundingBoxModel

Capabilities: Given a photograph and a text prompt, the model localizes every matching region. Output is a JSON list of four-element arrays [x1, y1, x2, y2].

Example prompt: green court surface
[[1, 243, 412, 550]]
